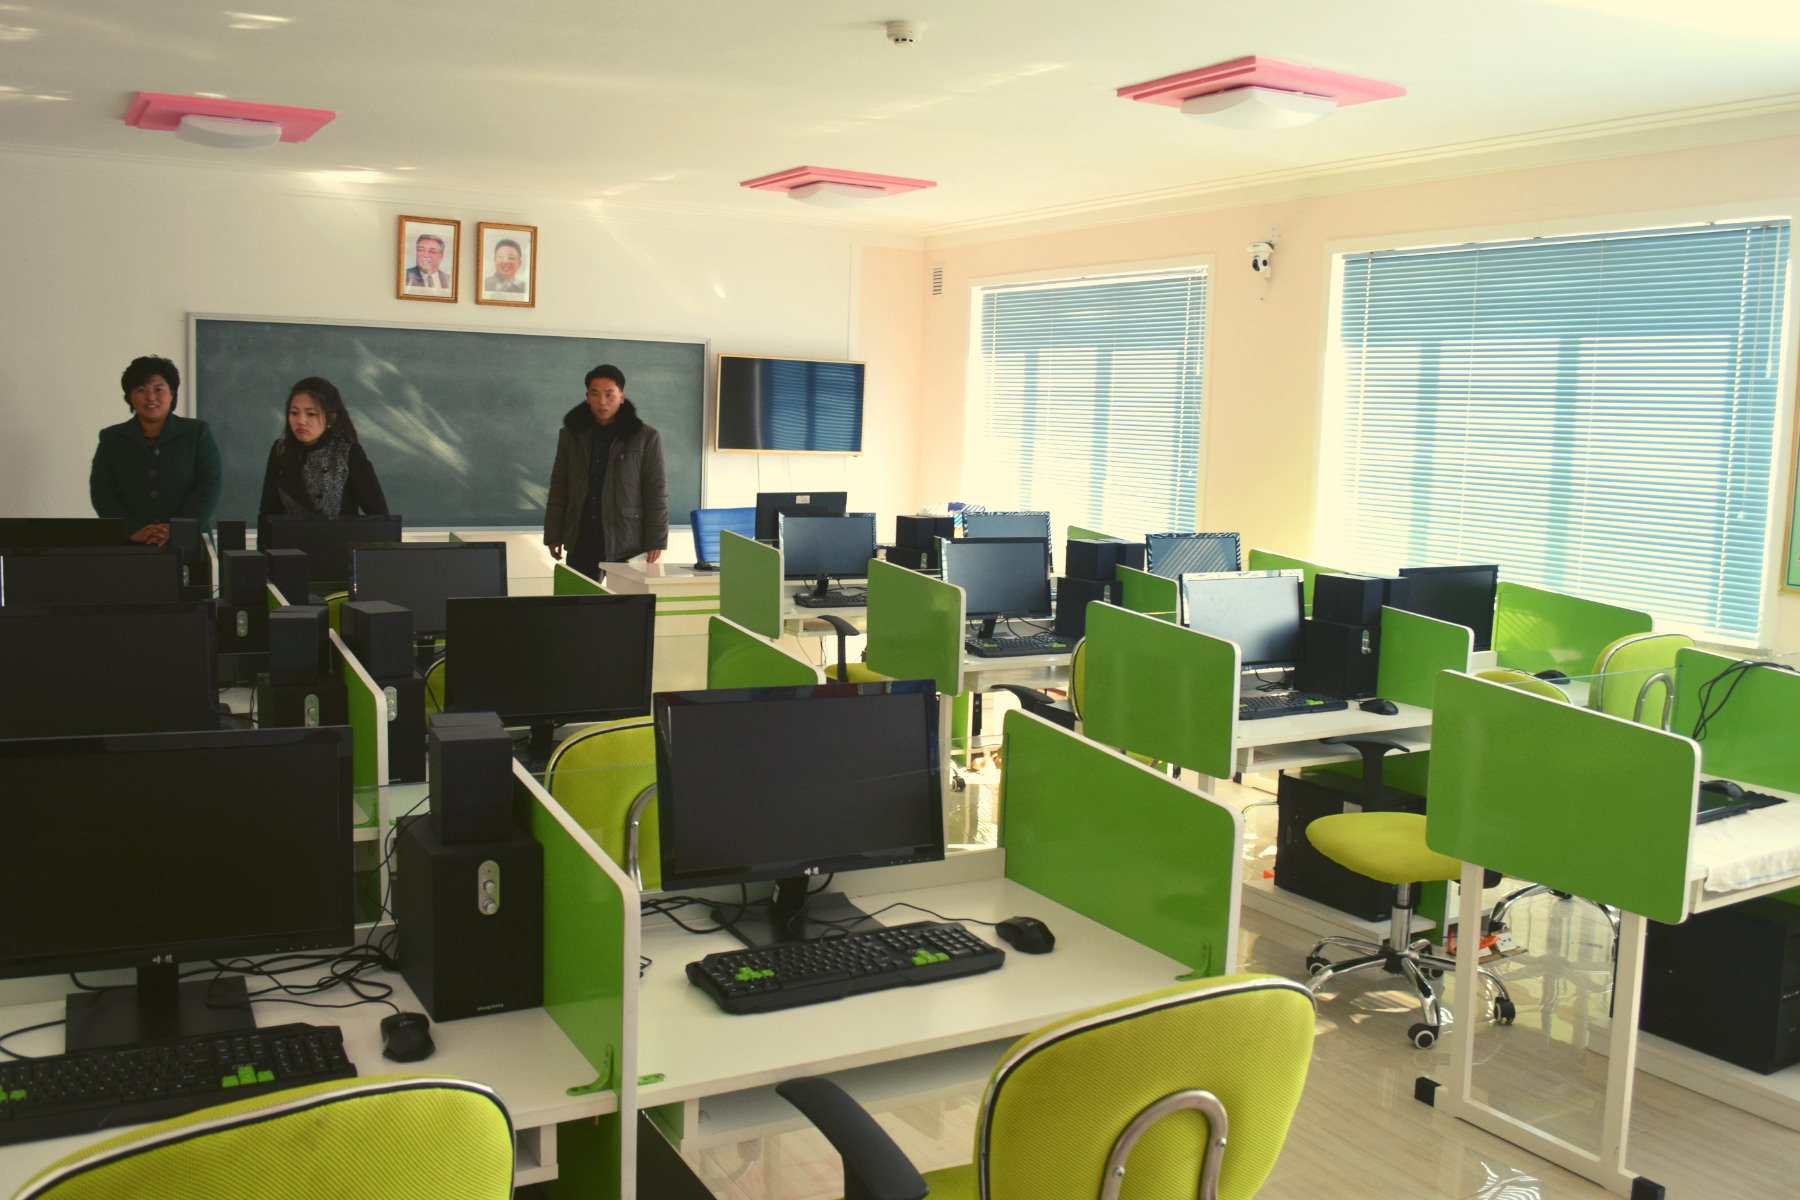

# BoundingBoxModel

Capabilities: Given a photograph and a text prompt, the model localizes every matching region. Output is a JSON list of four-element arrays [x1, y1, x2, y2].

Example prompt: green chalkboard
[[191, 316, 705, 529]]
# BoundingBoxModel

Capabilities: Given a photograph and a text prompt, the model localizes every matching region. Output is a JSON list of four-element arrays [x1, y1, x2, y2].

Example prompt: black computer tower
[[1314, 574, 1387, 626], [380, 672, 427, 783], [1295, 619, 1380, 698], [1641, 898, 1800, 1074], [395, 815, 543, 1022], [1054, 577, 1119, 640], [1274, 769, 1425, 920], [894, 516, 957, 571], [429, 717, 515, 844], [1065, 539, 1145, 582], [254, 676, 349, 728]]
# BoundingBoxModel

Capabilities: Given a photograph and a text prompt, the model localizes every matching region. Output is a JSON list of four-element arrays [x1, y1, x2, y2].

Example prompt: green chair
[[12, 1075, 513, 1200], [1588, 631, 1693, 727], [423, 656, 446, 716], [543, 719, 659, 887], [321, 589, 349, 634], [993, 638, 1086, 730], [776, 974, 1316, 1200]]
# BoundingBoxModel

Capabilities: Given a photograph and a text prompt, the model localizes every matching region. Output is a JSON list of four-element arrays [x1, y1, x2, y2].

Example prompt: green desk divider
[[1673, 647, 1800, 792], [553, 563, 610, 595], [707, 615, 823, 688], [719, 530, 781, 640], [1082, 602, 1238, 779], [1000, 709, 1238, 976], [331, 629, 387, 790], [265, 580, 288, 610], [1492, 581, 1651, 675], [1115, 565, 1178, 621], [866, 559, 964, 697], [1377, 608, 1472, 709], [1427, 670, 1697, 924], [1246, 548, 1346, 611], [1067, 524, 1117, 542], [516, 764, 635, 1200]]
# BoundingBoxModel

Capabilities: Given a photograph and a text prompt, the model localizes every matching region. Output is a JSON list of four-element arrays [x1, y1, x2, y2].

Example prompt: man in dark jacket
[[544, 364, 669, 580]]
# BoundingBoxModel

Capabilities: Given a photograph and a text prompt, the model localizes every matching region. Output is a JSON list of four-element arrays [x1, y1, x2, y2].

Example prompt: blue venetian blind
[[1322, 221, 1789, 643], [970, 269, 1208, 539]]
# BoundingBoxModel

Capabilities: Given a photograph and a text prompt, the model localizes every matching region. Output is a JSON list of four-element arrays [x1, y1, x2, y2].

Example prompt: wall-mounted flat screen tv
[[715, 355, 865, 454]]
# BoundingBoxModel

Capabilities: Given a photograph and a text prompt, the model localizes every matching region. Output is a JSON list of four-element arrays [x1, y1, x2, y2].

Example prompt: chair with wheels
[[543, 719, 659, 887], [992, 637, 1087, 731], [690, 506, 756, 570], [1587, 631, 1693, 727], [12, 1075, 513, 1200], [775, 973, 1316, 1200]]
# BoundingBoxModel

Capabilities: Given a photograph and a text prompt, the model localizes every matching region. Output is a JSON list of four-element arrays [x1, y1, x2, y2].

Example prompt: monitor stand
[[521, 721, 560, 772], [714, 876, 884, 949], [793, 576, 859, 608], [976, 618, 998, 639], [65, 962, 255, 1053]]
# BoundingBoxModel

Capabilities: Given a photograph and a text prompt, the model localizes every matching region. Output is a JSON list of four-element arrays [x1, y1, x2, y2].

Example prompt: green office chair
[[543, 719, 659, 887], [1588, 631, 1693, 727], [776, 974, 1315, 1200], [11, 1075, 513, 1200], [422, 656, 446, 716], [321, 590, 349, 634], [992, 637, 1087, 731]]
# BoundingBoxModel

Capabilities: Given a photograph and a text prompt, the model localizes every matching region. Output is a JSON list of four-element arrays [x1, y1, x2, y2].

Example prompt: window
[[967, 268, 1208, 539], [1320, 221, 1790, 643]]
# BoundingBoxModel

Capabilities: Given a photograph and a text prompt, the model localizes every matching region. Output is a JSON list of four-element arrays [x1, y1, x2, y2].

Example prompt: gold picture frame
[[397, 215, 460, 303], [475, 222, 537, 308]]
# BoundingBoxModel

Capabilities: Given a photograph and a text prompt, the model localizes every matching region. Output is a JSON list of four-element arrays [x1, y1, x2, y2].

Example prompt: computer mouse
[[1534, 669, 1572, 684], [1358, 698, 1400, 716], [995, 916, 1056, 955], [380, 1011, 436, 1062], [1699, 778, 1745, 801]]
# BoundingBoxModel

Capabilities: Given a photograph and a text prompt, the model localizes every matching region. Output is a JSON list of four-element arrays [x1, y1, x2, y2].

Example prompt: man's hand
[[646, 549, 663, 563], [547, 541, 564, 561]]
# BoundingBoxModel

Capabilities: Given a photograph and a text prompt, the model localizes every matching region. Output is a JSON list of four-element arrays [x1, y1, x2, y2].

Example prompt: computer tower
[[1641, 898, 1800, 1074], [1065, 539, 1145, 582], [394, 815, 543, 1022], [894, 516, 956, 570], [218, 549, 267, 607], [380, 671, 427, 783], [1274, 769, 1425, 921], [886, 545, 928, 571], [254, 676, 348, 728], [1313, 574, 1387, 626], [429, 717, 515, 844], [1054, 577, 1119, 640], [267, 604, 330, 685], [263, 548, 310, 605], [1295, 619, 1380, 698], [216, 519, 247, 553], [341, 600, 415, 680]]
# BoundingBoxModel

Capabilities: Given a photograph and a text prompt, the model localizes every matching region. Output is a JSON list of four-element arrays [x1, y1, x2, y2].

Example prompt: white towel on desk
[[1692, 800, 1800, 895]]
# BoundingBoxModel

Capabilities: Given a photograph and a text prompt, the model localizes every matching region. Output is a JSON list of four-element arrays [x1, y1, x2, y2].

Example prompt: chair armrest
[[813, 614, 860, 682], [992, 684, 1076, 730], [775, 1077, 929, 1200]]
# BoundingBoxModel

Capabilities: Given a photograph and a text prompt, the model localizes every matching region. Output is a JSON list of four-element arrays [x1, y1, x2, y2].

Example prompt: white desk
[[1232, 700, 1432, 775], [601, 560, 720, 692]]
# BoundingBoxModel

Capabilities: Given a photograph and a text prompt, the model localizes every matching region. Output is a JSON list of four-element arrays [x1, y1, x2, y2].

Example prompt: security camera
[[1247, 241, 1274, 280], [886, 20, 919, 45]]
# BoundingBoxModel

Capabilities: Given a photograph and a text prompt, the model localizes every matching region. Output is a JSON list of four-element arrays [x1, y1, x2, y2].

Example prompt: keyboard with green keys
[[686, 921, 1005, 1014]]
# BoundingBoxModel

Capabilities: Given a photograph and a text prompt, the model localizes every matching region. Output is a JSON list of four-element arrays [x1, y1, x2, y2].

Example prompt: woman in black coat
[[256, 377, 389, 539]]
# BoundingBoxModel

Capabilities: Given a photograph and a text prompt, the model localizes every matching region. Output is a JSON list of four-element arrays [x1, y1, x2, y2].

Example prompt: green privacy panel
[[1492, 581, 1652, 675], [333, 633, 384, 790], [707, 616, 820, 688], [1082, 602, 1238, 779], [1376, 608, 1471, 709], [1245, 548, 1346, 611], [265, 581, 285, 610], [553, 563, 610, 595], [1115, 566, 1178, 620], [1000, 709, 1236, 976], [1067, 525, 1117, 541], [1673, 647, 1800, 792], [719, 530, 781, 639], [1427, 670, 1696, 924], [866, 559, 964, 696]]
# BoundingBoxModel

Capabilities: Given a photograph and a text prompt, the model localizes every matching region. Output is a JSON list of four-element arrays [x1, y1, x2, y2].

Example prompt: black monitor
[[350, 541, 508, 636], [754, 491, 847, 542], [1397, 564, 1501, 653], [1180, 571, 1305, 671], [939, 536, 1052, 637], [445, 593, 656, 761], [654, 680, 943, 948], [1146, 532, 1241, 578], [0, 546, 181, 607], [263, 514, 404, 584], [780, 512, 876, 601], [0, 725, 355, 1050], [961, 511, 1050, 541], [0, 518, 127, 548], [0, 603, 218, 738]]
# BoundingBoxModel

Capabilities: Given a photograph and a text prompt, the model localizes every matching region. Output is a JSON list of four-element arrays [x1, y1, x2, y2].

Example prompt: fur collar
[[562, 398, 643, 438]]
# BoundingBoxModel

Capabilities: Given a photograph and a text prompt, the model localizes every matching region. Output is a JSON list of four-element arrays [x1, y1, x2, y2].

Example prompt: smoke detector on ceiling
[[885, 21, 919, 46]]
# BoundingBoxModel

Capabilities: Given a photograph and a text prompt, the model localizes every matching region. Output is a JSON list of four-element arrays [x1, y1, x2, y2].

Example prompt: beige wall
[[920, 132, 1800, 650]]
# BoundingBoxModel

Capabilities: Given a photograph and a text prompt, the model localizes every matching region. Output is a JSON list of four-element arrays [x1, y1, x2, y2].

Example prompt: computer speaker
[[1065, 539, 1145, 582], [215, 519, 246, 553], [218, 549, 267, 608], [1054, 577, 1119, 640], [429, 713, 515, 844], [379, 672, 427, 784], [1294, 619, 1380, 699], [263, 548, 310, 605], [341, 600, 415, 680], [267, 604, 330, 685], [254, 676, 348, 728]]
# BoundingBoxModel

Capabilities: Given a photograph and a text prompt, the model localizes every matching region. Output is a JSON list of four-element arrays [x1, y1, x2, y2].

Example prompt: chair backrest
[[1068, 636, 1088, 720], [1475, 667, 1570, 703], [1589, 631, 1693, 727], [691, 507, 757, 566], [976, 974, 1313, 1200], [422, 656, 446, 716], [322, 589, 349, 634], [544, 720, 659, 887], [13, 1076, 513, 1200]]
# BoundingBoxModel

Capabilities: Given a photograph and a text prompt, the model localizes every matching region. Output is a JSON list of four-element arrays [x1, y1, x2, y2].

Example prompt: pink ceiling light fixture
[[1117, 56, 1404, 130], [741, 166, 936, 208], [124, 92, 336, 149]]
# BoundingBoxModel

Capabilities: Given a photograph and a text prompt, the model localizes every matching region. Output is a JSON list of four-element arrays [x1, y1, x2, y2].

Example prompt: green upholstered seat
[[1306, 812, 1462, 884], [1474, 666, 1569, 701], [544, 719, 658, 887]]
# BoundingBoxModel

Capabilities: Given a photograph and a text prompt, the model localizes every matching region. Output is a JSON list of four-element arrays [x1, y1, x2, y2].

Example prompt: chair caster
[[1408, 1023, 1439, 1049], [1493, 997, 1516, 1026], [1304, 955, 1329, 977]]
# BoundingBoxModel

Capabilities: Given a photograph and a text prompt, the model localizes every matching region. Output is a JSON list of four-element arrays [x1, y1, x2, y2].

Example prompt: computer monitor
[[1397, 564, 1501, 653], [0, 725, 355, 1051], [0, 603, 218, 738], [1145, 532, 1241, 578], [780, 512, 876, 601], [0, 518, 127, 548], [939, 536, 1052, 637], [1180, 571, 1305, 671], [961, 511, 1050, 541], [445, 593, 656, 761], [654, 680, 943, 948], [0, 546, 181, 607], [754, 491, 847, 542], [350, 541, 508, 636], [263, 514, 404, 585]]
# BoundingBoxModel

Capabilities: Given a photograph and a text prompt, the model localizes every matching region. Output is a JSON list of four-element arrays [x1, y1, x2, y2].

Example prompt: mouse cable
[[0, 1017, 66, 1061], [802, 901, 1000, 932]]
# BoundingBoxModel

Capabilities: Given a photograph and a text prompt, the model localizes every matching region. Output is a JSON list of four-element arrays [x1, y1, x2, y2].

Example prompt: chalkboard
[[191, 316, 705, 530]]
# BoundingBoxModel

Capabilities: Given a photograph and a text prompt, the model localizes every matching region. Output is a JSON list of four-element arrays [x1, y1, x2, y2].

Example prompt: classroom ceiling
[[1, 0, 1798, 234]]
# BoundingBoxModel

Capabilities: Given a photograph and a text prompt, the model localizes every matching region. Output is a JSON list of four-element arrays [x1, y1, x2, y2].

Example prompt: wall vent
[[931, 265, 944, 296]]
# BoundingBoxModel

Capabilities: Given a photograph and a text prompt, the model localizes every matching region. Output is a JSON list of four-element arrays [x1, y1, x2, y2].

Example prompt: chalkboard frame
[[187, 313, 708, 531]]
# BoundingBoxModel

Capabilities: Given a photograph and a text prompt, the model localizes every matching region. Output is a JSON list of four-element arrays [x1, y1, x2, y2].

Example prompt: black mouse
[[380, 1011, 435, 1062], [1700, 778, 1745, 801], [996, 916, 1056, 954], [1359, 698, 1399, 716], [1534, 669, 1572, 684]]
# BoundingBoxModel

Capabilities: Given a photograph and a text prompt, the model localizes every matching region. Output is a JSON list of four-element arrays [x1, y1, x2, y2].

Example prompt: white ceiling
[[3, 0, 1799, 234]]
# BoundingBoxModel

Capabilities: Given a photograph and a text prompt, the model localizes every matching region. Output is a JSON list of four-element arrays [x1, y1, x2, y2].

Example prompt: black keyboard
[[794, 590, 867, 608], [0, 1022, 355, 1146], [1237, 692, 1349, 720], [687, 921, 1005, 1014], [965, 634, 1073, 658], [1696, 790, 1786, 824]]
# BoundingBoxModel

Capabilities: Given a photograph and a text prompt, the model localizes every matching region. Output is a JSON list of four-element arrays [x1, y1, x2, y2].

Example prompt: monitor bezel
[[1178, 568, 1306, 670], [777, 512, 878, 582], [754, 491, 848, 542], [443, 593, 657, 726], [938, 536, 1054, 621], [0, 602, 219, 738], [348, 540, 509, 635], [1145, 531, 1242, 579], [0, 545, 183, 607], [1396, 563, 1501, 653], [262, 514, 405, 584]]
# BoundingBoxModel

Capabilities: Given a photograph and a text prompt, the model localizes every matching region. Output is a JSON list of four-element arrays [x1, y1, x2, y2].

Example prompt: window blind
[[1321, 221, 1790, 643], [969, 269, 1207, 540]]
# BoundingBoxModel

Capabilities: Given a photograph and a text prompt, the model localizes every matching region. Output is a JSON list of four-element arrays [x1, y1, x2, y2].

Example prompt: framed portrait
[[476, 222, 536, 307], [397, 215, 459, 303]]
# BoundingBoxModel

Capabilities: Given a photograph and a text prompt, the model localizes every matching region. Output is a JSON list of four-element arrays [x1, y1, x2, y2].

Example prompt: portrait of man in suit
[[484, 239, 526, 293], [405, 234, 450, 290], [476, 222, 536, 307], [397, 216, 459, 302]]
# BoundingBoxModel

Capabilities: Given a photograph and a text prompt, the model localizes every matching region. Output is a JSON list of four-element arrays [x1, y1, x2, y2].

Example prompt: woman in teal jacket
[[89, 356, 223, 546]]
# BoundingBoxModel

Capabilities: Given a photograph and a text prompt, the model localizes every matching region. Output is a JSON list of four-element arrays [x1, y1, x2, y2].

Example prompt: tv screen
[[716, 355, 865, 454]]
